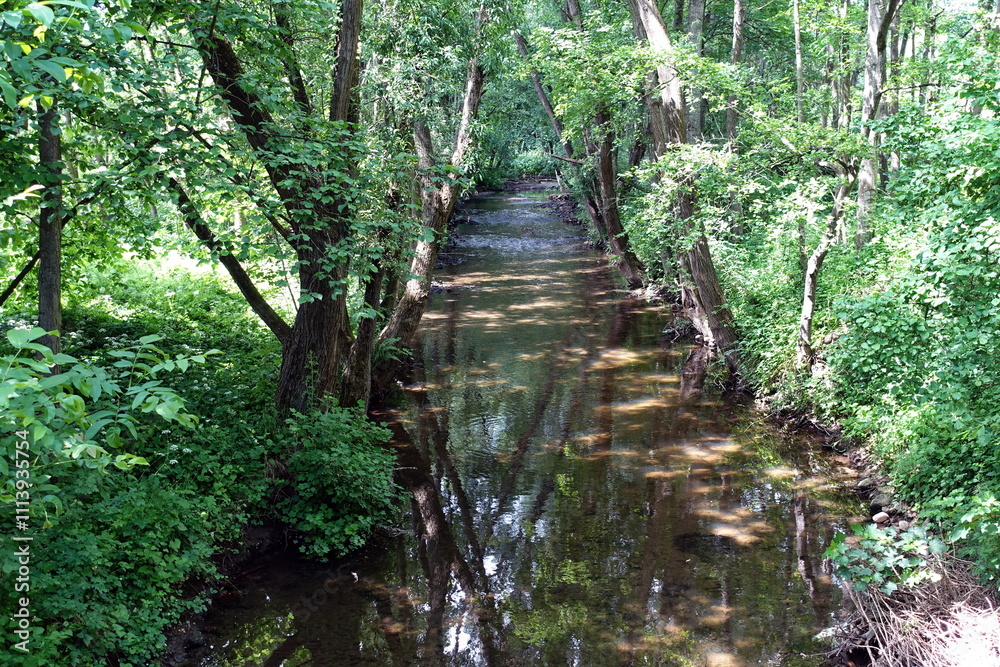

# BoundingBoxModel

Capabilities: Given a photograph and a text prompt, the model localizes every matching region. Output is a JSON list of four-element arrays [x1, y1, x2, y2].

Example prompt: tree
[[521, 4, 647, 288], [856, 0, 904, 246], [1, 1, 141, 352], [628, 0, 742, 375]]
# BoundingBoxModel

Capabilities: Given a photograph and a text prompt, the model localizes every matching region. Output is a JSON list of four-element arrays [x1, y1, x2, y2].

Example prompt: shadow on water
[[179, 190, 862, 667]]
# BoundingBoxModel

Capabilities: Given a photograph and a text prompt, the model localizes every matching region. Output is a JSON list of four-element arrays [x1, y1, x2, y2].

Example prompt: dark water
[[181, 190, 861, 667]]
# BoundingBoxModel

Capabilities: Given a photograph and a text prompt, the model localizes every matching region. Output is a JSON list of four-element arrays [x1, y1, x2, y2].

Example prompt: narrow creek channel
[[180, 188, 863, 667]]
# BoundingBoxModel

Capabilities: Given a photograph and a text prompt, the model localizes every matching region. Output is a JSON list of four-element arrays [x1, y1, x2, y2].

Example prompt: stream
[[179, 188, 862, 667]]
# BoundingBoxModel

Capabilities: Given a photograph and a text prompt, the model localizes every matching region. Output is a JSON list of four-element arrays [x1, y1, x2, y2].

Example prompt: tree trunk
[[339, 267, 384, 409], [513, 32, 573, 159], [377, 58, 485, 356], [793, 0, 805, 124], [37, 104, 62, 358], [835, 0, 853, 130], [687, 0, 706, 142], [680, 227, 742, 374], [797, 170, 856, 366], [628, 0, 742, 377], [192, 0, 364, 414], [520, 16, 639, 283], [168, 177, 292, 343], [595, 108, 646, 288], [856, 0, 903, 247], [889, 10, 903, 170], [726, 0, 745, 142]]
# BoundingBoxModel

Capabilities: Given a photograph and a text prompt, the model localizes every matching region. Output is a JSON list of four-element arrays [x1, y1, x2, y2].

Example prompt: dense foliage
[[3, 0, 1000, 662]]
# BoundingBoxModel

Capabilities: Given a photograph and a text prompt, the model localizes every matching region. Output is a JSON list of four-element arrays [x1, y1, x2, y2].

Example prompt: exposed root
[[827, 555, 1000, 666]]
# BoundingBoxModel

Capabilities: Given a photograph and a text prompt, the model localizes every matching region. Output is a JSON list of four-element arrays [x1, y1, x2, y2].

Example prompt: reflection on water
[[182, 192, 860, 667]]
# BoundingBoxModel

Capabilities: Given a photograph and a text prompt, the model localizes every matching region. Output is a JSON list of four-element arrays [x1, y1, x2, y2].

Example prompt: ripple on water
[[455, 234, 576, 254]]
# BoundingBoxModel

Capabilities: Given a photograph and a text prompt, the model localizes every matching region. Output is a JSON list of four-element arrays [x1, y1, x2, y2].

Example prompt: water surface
[[182, 190, 860, 667]]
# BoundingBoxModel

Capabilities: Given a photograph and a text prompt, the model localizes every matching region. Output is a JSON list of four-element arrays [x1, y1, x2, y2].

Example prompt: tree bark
[[687, 0, 707, 142], [888, 8, 902, 171], [377, 58, 485, 354], [595, 108, 646, 288], [856, 0, 903, 247], [37, 104, 62, 357], [339, 267, 384, 409], [516, 16, 638, 283], [726, 0, 745, 142], [797, 167, 857, 366], [835, 0, 853, 130], [629, 0, 741, 376], [793, 0, 806, 124], [192, 0, 364, 413], [513, 32, 573, 159]]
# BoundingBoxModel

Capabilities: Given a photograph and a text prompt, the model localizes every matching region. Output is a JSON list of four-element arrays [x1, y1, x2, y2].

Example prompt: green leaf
[[25, 3, 54, 28], [60, 394, 85, 417], [7, 327, 47, 348], [3, 10, 22, 28], [138, 334, 162, 345], [34, 59, 67, 82], [0, 79, 16, 110], [154, 402, 177, 420], [47, 0, 90, 9]]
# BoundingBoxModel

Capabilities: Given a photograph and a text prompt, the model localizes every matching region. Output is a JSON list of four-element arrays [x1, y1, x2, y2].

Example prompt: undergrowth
[[0, 260, 398, 666]]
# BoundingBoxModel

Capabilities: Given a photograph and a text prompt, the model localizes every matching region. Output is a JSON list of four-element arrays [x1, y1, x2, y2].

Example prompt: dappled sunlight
[[186, 190, 858, 667], [708, 520, 774, 546], [641, 468, 688, 480], [699, 604, 736, 628], [672, 440, 745, 466], [603, 396, 670, 416], [763, 466, 798, 480], [705, 651, 746, 667]]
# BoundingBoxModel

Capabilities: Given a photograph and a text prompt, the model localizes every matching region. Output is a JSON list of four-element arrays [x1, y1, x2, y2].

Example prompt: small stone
[[856, 477, 877, 490], [897, 520, 910, 531], [870, 493, 893, 513], [872, 512, 890, 524]]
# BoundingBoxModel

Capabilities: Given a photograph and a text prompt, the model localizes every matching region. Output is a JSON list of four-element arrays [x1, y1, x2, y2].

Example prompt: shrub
[[274, 406, 399, 558]]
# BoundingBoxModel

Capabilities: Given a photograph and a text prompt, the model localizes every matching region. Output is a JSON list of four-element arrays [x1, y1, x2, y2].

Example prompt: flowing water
[[180, 189, 862, 667]]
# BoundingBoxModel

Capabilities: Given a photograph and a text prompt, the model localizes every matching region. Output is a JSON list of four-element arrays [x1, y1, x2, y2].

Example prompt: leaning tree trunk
[[513, 32, 573, 160], [686, 0, 706, 142], [37, 104, 62, 358], [628, 0, 742, 376], [516, 25, 644, 286], [835, 0, 853, 130], [726, 0, 744, 142], [797, 168, 857, 366], [377, 57, 485, 358], [339, 266, 384, 408], [595, 107, 646, 288], [793, 0, 805, 124]]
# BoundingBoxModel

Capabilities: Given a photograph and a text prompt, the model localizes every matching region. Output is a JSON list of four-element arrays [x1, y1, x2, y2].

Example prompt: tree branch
[[167, 177, 292, 343]]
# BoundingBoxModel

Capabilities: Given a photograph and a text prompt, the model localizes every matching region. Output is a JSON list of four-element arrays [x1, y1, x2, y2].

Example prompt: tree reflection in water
[[182, 192, 859, 667]]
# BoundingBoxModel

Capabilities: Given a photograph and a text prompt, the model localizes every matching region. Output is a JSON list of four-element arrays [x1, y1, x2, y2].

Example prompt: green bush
[[825, 523, 946, 594], [275, 406, 398, 559], [922, 494, 1000, 583], [509, 149, 558, 177], [1, 475, 227, 667]]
